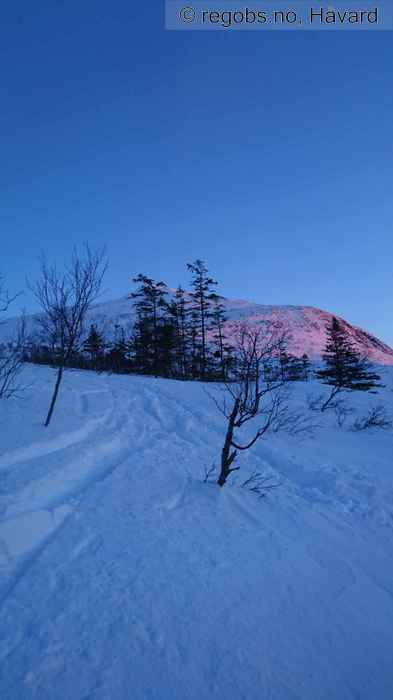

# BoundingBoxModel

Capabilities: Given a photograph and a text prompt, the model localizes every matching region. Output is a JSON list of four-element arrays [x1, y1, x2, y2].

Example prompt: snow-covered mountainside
[[1, 365, 393, 699], [3, 293, 393, 365]]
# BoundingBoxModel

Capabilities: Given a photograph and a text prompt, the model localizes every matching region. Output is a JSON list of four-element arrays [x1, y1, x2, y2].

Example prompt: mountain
[[2, 293, 393, 365]]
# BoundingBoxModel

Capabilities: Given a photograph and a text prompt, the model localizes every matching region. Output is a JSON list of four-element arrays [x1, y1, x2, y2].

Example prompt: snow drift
[[1, 365, 393, 699]]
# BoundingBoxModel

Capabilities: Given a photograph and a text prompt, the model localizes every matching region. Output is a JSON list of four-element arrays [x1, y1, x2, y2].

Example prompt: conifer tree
[[210, 293, 231, 380], [279, 353, 306, 382], [157, 318, 177, 378], [83, 324, 105, 370], [279, 351, 291, 381], [317, 317, 382, 411], [130, 274, 168, 377], [188, 307, 201, 380], [187, 260, 217, 380], [168, 286, 189, 379], [301, 353, 311, 381], [107, 325, 131, 374]]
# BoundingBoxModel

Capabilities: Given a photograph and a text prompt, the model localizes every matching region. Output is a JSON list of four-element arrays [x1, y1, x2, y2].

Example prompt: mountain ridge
[[2, 293, 393, 365]]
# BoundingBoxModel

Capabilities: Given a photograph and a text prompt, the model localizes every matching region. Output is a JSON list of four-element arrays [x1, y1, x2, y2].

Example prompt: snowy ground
[[1, 365, 393, 699]]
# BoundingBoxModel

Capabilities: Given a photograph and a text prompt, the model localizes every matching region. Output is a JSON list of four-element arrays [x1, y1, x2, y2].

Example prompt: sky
[[1, 1, 393, 343]]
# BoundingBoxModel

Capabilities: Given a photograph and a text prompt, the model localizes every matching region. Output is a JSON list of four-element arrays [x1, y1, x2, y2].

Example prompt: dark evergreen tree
[[83, 324, 105, 370], [130, 274, 168, 377], [317, 317, 382, 411], [279, 351, 291, 381], [210, 293, 231, 380], [157, 318, 177, 378], [107, 325, 132, 374], [301, 353, 311, 381], [168, 286, 189, 379], [279, 353, 306, 382], [188, 307, 201, 380], [187, 260, 217, 380]]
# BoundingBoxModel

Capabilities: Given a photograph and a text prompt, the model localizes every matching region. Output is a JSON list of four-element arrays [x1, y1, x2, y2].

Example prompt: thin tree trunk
[[45, 364, 64, 427], [217, 398, 239, 487], [321, 386, 339, 412], [201, 302, 206, 380]]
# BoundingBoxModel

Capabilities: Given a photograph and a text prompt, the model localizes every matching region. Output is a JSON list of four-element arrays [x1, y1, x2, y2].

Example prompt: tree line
[[1, 244, 385, 478], [23, 258, 312, 384]]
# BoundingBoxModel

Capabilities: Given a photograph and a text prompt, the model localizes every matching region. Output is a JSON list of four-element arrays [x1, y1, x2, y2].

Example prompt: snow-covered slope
[[87, 294, 393, 364], [1, 365, 393, 699], [3, 293, 393, 365]]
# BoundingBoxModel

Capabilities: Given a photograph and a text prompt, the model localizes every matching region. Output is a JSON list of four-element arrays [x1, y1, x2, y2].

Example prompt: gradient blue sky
[[1, 1, 393, 343]]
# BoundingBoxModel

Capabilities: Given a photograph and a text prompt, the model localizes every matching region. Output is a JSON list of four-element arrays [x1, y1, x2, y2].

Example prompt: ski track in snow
[[0, 366, 393, 699]]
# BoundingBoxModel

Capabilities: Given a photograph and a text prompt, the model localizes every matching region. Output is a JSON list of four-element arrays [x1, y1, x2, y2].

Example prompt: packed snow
[[1, 364, 393, 699]]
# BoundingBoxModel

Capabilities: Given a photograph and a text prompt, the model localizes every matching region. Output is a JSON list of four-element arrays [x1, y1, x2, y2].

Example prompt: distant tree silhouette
[[130, 274, 168, 377], [210, 293, 232, 381], [0, 275, 25, 400], [187, 260, 217, 380], [317, 317, 382, 411], [83, 324, 105, 370]]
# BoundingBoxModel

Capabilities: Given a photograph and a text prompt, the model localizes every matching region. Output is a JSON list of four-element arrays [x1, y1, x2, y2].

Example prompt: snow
[[1, 364, 393, 699], [2, 293, 393, 364]]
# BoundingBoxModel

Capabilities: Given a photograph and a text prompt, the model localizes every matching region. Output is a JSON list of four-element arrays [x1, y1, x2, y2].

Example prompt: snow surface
[[1, 365, 393, 699], [2, 293, 393, 365]]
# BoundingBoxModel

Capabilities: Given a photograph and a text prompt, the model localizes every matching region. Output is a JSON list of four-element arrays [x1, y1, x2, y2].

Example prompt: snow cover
[[1, 364, 393, 699], [2, 293, 393, 365]]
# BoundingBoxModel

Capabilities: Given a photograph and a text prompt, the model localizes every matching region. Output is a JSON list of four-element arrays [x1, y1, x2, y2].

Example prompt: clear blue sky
[[1, 1, 392, 343]]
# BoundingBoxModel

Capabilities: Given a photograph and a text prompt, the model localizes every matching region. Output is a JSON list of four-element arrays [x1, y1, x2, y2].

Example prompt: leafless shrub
[[0, 275, 19, 315], [0, 277, 25, 400], [332, 398, 353, 428], [28, 245, 108, 426], [0, 318, 26, 399], [351, 405, 392, 431], [241, 469, 280, 499], [203, 463, 217, 483], [272, 392, 320, 435], [208, 321, 309, 488], [306, 393, 325, 412], [307, 392, 351, 429]]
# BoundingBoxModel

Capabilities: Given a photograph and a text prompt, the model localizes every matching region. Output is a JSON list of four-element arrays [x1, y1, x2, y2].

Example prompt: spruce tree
[[130, 274, 168, 377], [279, 351, 291, 381], [187, 260, 217, 380], [280, 352, 307, 382], [317, 317, 382, 411], [108, 325, 131, 374], [210, 293, 231, 380], [83, 324, 105, 370], [301, 353, 311, 381], [168, 286, 189, 379]]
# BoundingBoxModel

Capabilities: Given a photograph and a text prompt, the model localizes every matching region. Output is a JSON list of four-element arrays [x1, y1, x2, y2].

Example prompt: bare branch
[[241, 469, 281, 499], [203, 463, 217, 483], [208, 322, 294, 487], [27, 245, 108, 426], [351, 405, 392, 431], [0, 277, 25, 401]]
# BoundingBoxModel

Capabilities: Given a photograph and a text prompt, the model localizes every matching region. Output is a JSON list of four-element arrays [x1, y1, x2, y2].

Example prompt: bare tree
[[351, 405, 392, 431], [209, 322, 291, 488], [0, 275, 14, 314], [333, 398, 353, 428], [241, 469, 280, 499], [0, 276, 25, 400], [29, 245, 108, 426]]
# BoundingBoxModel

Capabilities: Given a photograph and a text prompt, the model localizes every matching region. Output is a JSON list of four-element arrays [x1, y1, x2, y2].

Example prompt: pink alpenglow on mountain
[[3, 295, 393, 366], [87, 296, 393, 366]]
